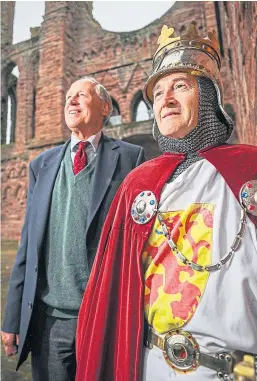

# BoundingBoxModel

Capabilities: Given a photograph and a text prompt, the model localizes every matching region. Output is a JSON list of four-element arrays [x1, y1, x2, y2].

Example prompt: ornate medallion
[[131, 191, 157, 224], [240, 180, 257, 216], [163, 330, 200, 373]]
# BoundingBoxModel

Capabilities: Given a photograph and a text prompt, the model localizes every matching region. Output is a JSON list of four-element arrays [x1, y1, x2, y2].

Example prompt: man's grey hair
[[79, 76, 113, 124]]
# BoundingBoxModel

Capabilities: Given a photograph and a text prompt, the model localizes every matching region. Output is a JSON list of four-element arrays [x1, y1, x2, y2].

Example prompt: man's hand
[[1, 331, 19, 356]]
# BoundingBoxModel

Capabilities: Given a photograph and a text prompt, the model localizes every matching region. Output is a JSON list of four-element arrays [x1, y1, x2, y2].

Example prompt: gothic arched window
[[132, 91, 153, 122], [1, 65, 19, 144], [31, 89, 37, 138], [108, 98, 122, 126]]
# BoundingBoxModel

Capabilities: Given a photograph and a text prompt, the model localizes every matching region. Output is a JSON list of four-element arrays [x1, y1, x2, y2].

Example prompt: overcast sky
[[13, 1, 175, 44]]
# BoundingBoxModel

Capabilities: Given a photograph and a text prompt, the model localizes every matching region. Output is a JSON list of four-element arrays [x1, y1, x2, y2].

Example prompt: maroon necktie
[[73, 141, 88, 175]]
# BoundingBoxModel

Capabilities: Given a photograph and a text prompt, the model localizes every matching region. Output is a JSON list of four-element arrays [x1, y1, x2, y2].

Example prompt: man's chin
[[160, 125, 195, 140], [67, 124, 81, 132], [159, 126, 180, 139]]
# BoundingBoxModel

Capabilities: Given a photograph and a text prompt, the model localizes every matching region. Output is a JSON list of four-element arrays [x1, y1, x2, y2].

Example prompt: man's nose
[[70, 95, 79, 105], [163, 90, 176, 106]]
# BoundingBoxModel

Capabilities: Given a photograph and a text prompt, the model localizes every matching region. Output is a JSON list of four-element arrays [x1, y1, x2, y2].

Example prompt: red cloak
[[76, 144, 257, 381]]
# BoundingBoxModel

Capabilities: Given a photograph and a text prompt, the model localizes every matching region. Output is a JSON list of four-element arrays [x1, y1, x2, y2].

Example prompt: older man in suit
[[1, 76, 145, 381]]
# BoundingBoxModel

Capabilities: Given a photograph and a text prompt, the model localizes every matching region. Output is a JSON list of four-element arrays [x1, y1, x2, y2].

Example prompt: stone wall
[[1, 1, 256, 240], [216, 1, 257, 144]]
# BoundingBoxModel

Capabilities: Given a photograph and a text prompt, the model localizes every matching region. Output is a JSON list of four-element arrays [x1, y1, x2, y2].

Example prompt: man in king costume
[[76, 24, 257, 381]]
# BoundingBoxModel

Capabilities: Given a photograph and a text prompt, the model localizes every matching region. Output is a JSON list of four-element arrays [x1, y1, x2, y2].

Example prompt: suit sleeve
[[2, 163, 36, 333], [136, 147, 146, 167]]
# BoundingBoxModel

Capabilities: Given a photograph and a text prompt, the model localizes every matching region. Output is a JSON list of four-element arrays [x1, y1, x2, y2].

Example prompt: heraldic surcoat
[[76, 144, 257, 381]]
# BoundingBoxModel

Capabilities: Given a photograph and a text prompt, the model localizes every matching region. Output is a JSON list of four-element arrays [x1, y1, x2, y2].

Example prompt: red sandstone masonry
[[218, 2, 257, 144], [1, 1, 256, 240]]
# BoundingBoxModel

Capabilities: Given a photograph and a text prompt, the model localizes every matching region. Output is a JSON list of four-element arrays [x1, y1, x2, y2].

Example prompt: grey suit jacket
[[2, 133, 145, 369]]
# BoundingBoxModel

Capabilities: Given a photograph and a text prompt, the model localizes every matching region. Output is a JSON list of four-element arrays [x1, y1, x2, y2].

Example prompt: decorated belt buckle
[[240, 180, 257, 216], [163, 330, 200, 373], [131, 191, 157, 224]]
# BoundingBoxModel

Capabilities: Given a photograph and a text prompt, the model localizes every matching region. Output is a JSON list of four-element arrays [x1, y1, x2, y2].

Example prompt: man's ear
[[101, 101, 110, 117]]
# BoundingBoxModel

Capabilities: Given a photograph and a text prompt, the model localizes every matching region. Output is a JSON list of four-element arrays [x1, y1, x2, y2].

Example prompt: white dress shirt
[[70, 131, 102, 165]]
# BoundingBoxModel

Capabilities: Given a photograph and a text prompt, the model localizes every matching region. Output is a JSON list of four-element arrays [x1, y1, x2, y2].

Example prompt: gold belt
[[144, 325, 256, 380]]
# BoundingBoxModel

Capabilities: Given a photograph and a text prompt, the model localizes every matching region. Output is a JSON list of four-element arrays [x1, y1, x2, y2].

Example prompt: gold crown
[[154, 24, 221, 69]]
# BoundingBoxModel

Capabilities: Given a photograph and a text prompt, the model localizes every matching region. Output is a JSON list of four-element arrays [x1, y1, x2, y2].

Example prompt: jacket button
[[28, 302, 33, 309], [34, 266, 38, 272]]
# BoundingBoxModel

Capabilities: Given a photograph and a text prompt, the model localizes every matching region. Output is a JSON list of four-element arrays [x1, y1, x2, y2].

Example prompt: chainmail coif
[[155, 76, 233, 181]]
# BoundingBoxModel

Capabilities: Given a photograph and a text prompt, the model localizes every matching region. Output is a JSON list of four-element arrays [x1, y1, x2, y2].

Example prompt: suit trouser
[[30, 306, 77, 381]]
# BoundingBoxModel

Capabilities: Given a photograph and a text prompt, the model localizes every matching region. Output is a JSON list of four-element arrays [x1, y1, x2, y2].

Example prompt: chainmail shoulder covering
[[155, 76, 233, 181]]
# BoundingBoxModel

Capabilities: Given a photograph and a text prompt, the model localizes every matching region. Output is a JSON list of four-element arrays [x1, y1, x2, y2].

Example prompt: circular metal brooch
[[240, 180, 257, 216], [131, 191, 157, 224], [163, 330, 200, 373]]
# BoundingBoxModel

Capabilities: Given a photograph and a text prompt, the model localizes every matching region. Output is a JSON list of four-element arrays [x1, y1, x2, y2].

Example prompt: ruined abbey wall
[[1, 1, 256, 240]]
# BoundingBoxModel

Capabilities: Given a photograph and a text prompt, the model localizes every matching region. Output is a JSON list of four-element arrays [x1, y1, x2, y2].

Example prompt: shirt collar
[[70, 131, 102, 153]]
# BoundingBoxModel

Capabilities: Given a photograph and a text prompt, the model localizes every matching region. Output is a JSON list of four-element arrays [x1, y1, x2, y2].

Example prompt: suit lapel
[[34, 140, 70, 254], [87, 134, 119, 233]]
